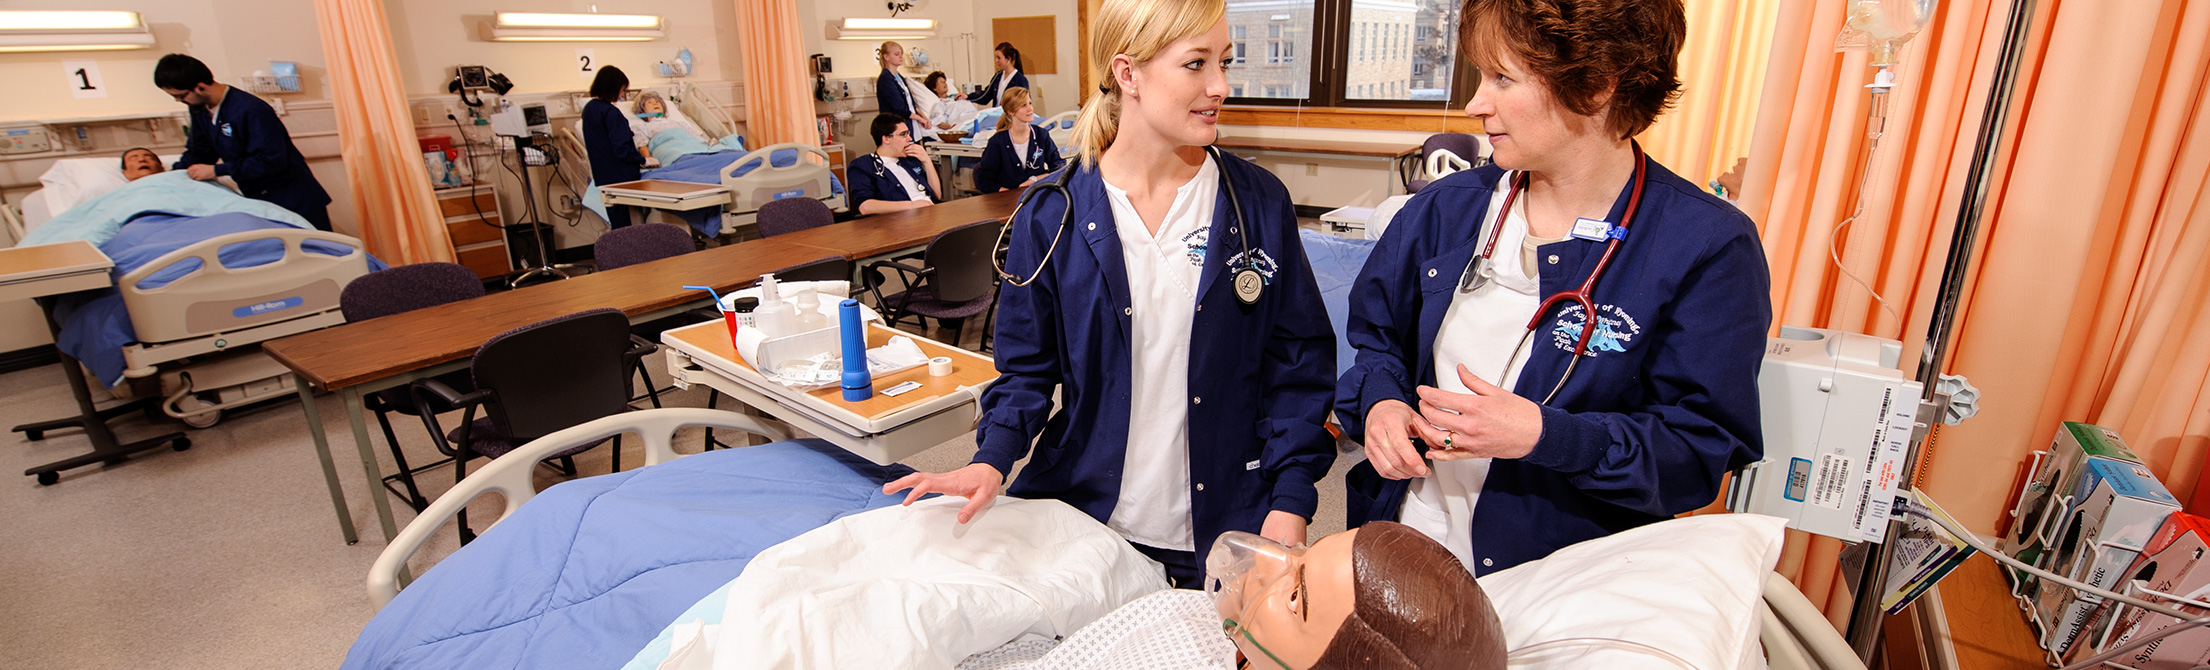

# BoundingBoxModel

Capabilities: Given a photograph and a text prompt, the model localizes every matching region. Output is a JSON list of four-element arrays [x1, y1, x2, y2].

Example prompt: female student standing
[[973, 87, 1066, 193], [876, 42, 927, 139], [580, 66, 643, 228], [966, 42, 1031, 106], [885, 0, 1337, 587]]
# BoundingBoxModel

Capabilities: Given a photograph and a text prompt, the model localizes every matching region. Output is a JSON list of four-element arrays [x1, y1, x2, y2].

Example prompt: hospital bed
[[348, 408, 1865, 670], [11, 159, 376, 427], [557, 83, 845, 238]]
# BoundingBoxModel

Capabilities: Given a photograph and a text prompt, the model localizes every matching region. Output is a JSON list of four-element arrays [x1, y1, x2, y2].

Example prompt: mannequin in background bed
[[582, 66, 644, 229], [120, 148, 165, 182], [155, 53, 334, 231]]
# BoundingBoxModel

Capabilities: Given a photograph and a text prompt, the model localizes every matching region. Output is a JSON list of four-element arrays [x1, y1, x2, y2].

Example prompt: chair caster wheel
[[35, 471, 58, 485], [172, 437, 192, 452], [24, 430, 43, 441]]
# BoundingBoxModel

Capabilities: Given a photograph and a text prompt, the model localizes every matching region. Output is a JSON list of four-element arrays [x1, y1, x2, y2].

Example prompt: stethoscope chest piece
[[1233, 268, 1265, 305]]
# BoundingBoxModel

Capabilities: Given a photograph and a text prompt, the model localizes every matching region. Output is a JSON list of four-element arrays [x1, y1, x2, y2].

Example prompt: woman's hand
[[881, 462, 1005, 524], [1410, 364, 1543, 460], [1259, 510, 1309, 548], [1363, 399, 1439, 479]]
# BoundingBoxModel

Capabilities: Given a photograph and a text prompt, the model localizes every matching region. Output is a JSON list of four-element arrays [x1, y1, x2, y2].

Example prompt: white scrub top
[[886, 156, 932, 202], [1398, 171, 1560, 571], [1099, 154, 1220, 552]]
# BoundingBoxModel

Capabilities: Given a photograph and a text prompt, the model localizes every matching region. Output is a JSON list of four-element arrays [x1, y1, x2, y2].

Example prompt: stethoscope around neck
[[993, 145, 1267, 305], [1472, 142, 1649, 405]]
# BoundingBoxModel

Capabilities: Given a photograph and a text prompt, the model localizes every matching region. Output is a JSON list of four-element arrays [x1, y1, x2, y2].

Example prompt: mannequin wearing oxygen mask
[[1208, 522, 1507, 670]]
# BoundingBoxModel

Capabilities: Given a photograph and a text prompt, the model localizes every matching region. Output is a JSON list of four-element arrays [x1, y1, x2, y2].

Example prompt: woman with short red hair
[[1336, 0, 1773, 576]]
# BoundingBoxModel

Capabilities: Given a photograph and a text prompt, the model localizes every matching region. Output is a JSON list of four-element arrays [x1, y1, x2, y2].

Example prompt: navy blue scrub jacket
[[176, 88, 331, 222]]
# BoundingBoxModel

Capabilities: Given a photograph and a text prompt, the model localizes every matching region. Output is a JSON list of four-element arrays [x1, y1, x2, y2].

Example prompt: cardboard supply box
[[2065, 513, 2210, 667], [2030, 458, 2181, 658], [2005, 422, 2146, 594]]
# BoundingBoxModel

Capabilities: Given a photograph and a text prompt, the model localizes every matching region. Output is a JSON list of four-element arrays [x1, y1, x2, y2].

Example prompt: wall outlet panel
[[0, 127, 52, 155]]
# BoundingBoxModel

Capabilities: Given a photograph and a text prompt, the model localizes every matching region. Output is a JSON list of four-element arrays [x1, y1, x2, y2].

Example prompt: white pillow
[[36, 153, 183, 216], [1478, 514, 1788, 670]]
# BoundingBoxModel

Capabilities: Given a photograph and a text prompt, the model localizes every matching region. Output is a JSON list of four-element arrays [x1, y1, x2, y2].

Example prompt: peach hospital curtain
[[1636, 0, 1778, 193], [736, 0, 816, 148], [313, 0, 452, 264], [1738, 0, 2210, 625]]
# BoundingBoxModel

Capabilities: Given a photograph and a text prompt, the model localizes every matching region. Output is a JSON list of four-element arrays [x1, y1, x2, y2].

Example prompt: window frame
[[1225, 0, 1474, 111]]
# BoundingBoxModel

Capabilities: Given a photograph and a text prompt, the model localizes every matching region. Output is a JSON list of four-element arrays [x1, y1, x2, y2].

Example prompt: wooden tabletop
[[0, 240, 111, 280], [772, 189, 1022, 260], [262, 236, 831, 392], [665, 321, 997, 422], [599, 179, 728, 196], [1936, 553, 2047, 667], [1214, 136, 1420, 159]]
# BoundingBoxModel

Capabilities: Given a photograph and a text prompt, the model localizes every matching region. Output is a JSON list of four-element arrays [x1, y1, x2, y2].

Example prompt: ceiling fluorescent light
[[488, 11, 663, 42], [830, 17, 938, 40], [0, 10, 153, 53]]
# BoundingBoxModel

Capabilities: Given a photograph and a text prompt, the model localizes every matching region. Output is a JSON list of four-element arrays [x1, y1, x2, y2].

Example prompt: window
[[1227, 0, 1466, 108], [1233, 85, 1245, 96]]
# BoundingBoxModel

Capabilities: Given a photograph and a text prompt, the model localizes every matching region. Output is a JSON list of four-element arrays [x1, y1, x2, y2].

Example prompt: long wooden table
[[265, 193, 1024, 545]]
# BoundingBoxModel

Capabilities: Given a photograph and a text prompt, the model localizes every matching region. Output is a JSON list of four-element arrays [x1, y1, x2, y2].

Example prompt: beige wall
[[0, 0, 320, 123], [384, 0, 742, 98]]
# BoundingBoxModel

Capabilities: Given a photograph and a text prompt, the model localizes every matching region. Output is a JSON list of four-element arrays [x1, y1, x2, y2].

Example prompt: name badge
[[1569, 217, 1611, 242]]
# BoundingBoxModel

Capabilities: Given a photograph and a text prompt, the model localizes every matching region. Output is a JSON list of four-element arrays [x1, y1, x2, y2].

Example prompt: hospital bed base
[[15, 295, 190, 486]]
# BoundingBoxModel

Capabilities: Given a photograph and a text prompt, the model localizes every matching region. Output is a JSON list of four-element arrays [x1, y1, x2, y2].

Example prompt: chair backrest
[[594, 223, 694, 271], [1422, 133, 1484, 180], [755, 197, 835, 237], [772, 256, 853, 283], [339, 262, 485, 322], [921, 220, 1002, 303], [472, 308, 633, 443]]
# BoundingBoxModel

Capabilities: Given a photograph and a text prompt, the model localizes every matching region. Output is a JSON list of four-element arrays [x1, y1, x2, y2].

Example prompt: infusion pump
[[1729, 326, 1923, 544]]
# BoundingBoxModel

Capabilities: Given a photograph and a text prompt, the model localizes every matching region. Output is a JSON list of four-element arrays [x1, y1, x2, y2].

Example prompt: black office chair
[[338, 262, 486, 513], [771, 255, 854, 284], [862, 220, 999, 347], [413, 308, 650, 543], [595, 223, 712, 410], [1406, 133, 1485, 193]]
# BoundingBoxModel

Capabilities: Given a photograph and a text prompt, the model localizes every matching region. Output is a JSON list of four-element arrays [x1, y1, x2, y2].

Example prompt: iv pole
[[1842, 0, 2037, 659]]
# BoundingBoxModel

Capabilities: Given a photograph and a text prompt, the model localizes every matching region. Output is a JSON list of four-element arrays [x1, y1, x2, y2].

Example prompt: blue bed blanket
[[342, 440, 912, 670], [1299, 229, 1378, 378], [19, 171, 312, 247]]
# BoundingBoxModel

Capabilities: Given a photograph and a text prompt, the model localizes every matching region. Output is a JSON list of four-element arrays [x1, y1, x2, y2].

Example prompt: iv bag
[[1835, 0, 1936, 67]]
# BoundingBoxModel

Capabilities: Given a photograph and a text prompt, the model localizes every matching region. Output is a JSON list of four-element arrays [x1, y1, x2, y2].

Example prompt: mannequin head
[[634, 91, 667, 118], [120, 148, 165, 181], [1211, 522, 1508, 670]]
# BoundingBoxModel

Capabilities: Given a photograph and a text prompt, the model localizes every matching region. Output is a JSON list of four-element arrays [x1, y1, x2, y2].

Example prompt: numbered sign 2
[[64, 60, 108, 100], [576, 49, 597, 80]]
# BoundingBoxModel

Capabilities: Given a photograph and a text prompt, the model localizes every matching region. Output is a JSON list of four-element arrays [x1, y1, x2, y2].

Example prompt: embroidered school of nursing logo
[[1549, 303, 1641, 355], [1224, 248, 1280, 281], [1180, 226, 1211, 266]]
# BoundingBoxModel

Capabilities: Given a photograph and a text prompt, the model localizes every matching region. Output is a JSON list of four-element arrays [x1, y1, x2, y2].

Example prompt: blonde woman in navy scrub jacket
[[884, 0, 1337, 587]]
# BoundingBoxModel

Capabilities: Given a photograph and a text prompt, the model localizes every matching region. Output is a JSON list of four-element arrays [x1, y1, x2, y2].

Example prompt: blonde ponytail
[[1070, 0, 1226, 166]]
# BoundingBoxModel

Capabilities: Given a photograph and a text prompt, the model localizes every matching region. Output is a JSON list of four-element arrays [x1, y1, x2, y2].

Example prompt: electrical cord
[[448, 114, 503, 230]]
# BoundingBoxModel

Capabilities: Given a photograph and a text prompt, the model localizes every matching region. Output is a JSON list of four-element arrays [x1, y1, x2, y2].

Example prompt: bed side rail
[[1761, 572, 1868, 670], [117, 228, 371, 344], [680, 80, 739, 142], [722, 143, 835, 213], [366, 408, 789, 611], [1, 198, 25, 244]]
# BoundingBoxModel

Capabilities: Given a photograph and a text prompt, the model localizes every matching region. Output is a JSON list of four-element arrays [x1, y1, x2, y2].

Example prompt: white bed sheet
[[27, 153, 183, 233]]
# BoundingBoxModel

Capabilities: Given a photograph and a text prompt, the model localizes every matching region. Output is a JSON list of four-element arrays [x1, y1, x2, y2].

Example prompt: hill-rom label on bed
[[233, 296, 303, 318]]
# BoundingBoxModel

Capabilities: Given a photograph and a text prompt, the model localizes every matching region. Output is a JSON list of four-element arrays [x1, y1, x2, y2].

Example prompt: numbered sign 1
[[576, 49, 597, 80], [63, 60, 108, 100]]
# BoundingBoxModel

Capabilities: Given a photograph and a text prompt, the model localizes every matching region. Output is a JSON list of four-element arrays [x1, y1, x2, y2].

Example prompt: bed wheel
[[171, 437, 192, 452], [35, 471, 58, 485], [181, 409, 221, 429], [23, 429, 43, 441]]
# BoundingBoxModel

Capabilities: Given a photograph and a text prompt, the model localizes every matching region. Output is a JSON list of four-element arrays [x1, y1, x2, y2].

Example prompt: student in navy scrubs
[[846, 113, 940, 216], [875, 42, 928, 141], [1336, 0, 1770, 576], [972, 87, 1065, 194], [154, 54, 333, 231], [965, 43, 1031, 107], [885, 0, 1336, 588], [580, 66, 645, 229]]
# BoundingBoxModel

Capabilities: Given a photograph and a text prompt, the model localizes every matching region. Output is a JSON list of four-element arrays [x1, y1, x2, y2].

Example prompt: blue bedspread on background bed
[[51, 212, 383, 387], [342, 439, 912, 670], [1299, 229, 1377, 378], [638, 148, 847, 237]]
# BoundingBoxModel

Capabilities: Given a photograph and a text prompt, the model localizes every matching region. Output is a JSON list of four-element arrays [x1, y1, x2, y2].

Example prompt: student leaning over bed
[[155, 54, 334, 232], [846, 113, 940, 216], [1336, 0, 1770, 577], [885, 0, 1337, 589], [973, 87, 1065, 194]]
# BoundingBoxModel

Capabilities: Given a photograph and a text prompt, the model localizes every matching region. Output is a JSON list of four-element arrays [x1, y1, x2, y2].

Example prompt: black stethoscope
[[1463, 142, 1648, 404], [994, 145, 1266, 305]]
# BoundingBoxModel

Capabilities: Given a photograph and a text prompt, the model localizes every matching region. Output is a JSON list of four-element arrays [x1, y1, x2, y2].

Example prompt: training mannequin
[[1210, 521, 1508, 670]]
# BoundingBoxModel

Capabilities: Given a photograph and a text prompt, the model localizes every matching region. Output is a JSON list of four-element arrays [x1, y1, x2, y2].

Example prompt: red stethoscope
[[1458, 142, 1648, 404]]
